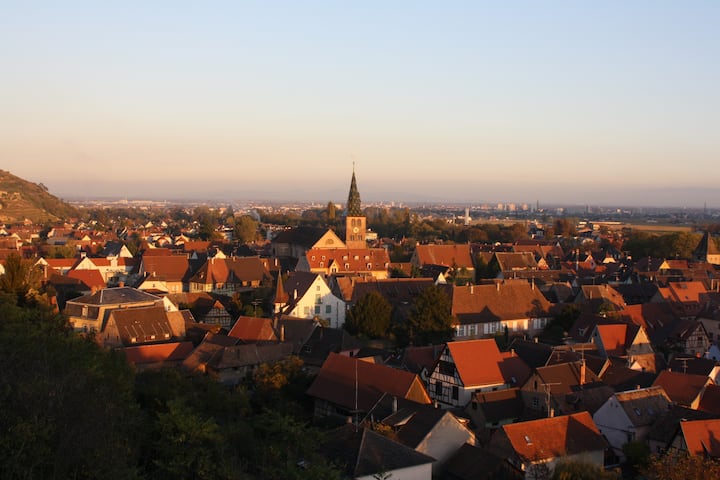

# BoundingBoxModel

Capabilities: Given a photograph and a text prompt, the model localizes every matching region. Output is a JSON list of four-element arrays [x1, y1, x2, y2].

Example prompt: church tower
[[345, 168, 366, 249]]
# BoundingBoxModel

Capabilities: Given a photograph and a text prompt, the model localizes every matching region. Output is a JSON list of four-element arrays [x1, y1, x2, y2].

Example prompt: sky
[[1, 1, 719, 207]]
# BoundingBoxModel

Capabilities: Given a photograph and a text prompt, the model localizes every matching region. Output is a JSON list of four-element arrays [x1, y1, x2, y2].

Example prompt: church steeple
[[346, 169, 362, 217], [345, 167, 366, 249]]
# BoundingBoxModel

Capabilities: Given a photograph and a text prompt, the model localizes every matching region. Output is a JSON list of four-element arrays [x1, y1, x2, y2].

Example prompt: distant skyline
[[2, 2, 719, 207]]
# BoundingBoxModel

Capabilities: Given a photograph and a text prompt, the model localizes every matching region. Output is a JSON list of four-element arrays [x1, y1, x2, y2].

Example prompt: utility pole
[[541, 382, 561, 418]]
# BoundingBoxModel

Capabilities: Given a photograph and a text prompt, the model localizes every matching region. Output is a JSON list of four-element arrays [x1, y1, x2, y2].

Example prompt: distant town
[[1, 169, 719, 480]]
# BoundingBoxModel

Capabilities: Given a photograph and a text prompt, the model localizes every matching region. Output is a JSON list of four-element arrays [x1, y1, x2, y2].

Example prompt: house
[[670, 419, 720, 458], [652, 370, 713, 409], [121, 341, 195, 371], [574, 284, 626, 312], [165, 292, 234, 327], [443, 443, 519, 480], [321, 424, 435, 480], [381, 403, 477, 474], [270, 226, 345, 259], [100, 305, 187, 348], [227, 316, 279, 343], [274, 271, 346, 328], [205, 342, 293, 385], [188, 256, 272, 294], [411, 244, 475, 283], [137, 254, 193, 294], [592, 386, 671, 461], [589, 323, 657, 371], [72, 255, 139, 286], [427, 339, 510, 408], [488, 412, 608, 480], [297, 247, 391, 279], [693, 231, 720, 265], [646, 405, 719, 455], [451, 283, 553, 339], [492, 252, 542, 278], [306, 352, 431, 424], [65, 287, 165, 333], [520, 361, 609, 417], [465, 388, 525, 436]]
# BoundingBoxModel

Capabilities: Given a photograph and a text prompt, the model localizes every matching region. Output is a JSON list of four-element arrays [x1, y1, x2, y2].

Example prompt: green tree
[[345, 291, 393, 338], [234, 215, 259, 244], [401, 285, 454, 346], [0, 253, 42, 304]]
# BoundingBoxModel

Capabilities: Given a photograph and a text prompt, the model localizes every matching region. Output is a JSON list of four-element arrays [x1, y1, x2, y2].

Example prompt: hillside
[[0, 170, 77, 224]]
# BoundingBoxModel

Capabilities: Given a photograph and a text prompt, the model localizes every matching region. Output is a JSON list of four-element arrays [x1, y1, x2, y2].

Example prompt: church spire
[[346, 168, 362, 217]]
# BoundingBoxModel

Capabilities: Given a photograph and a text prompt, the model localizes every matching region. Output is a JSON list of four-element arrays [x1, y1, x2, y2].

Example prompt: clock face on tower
[[353, 227, 359, 233]]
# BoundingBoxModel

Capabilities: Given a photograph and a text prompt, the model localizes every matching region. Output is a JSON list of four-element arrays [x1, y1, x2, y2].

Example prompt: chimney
[[580, 359, 586, 386], [119, 281, 125, 288], [392, 396, 398, 413], [280, 325, 285, 342], [293, 289, 298, 300], [511, 349, 515, 357], [549, 407, 555, 418], [470, 284, 474, 294], [496, 282, 500, 292]]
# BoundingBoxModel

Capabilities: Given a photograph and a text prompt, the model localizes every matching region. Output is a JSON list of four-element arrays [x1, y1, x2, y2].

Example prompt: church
[[293, 168, 390, 279]]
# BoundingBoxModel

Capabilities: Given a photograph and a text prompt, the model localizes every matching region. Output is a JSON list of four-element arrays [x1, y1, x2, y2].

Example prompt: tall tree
[[234, 215, 259, 244], [0, 253, 41, 304], [401, 285, 454, 346], [345, 291, 392, 338]]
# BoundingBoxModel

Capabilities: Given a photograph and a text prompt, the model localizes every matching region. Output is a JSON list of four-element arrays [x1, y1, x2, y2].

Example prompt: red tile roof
[[446, 339, 505, 387], [680, 419, 720, 457], [307, 353, 431, 411], [596, 324, 629, 356], [501, 412, 607, 462], [121, 341, 195, 364], [653, 370, 711, 407], [414, 244, 473, 268], [227, 316, 278, 342]]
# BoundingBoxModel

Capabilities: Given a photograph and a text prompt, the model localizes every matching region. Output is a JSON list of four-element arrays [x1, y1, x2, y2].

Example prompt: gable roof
[[501, 412, 607, 462], [680, 419, 720, 457], [446, 339, 506, 387], [414, 244, 474, 268], [451, 283, 553, 325], [653, 370, 712, 407], [595, 324, 631, 356], [307, 352, 431, 412], [107, 306, 176, 345], [68, 286, 161, 306], [322, 425, 435, 478], [614, 386, 671, 427], [140, 254, 193, 282], [66, 268, 106, 291], [699, 384, 720, 415], [304, 247, 390, 273], [227, 316, 278, 342], [121, 341, 194, 365], [206, 342, 292, 370]]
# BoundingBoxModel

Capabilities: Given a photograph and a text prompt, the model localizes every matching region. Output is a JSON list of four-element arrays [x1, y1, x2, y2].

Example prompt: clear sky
[[1, 1, 718, 207]]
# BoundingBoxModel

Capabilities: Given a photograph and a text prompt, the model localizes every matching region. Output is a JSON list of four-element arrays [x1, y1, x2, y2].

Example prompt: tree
[[234, 215, 259, 244], [401, 285, 454, 346], [0, 253, 42, 304], [640, 452, 720, 480], [345, 291, 392, 338]]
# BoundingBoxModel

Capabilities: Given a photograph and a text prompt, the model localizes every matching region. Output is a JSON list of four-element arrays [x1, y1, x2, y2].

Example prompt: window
[[435, 381, 443, 395], [304, 306, 310, 315], [532, 397, 539, 408], [315, 305, 321, 315], [325, 305, 331, 314], [452, 386, 459, 400], [315, 294, 321, 304], [439, 360, 454, 376]]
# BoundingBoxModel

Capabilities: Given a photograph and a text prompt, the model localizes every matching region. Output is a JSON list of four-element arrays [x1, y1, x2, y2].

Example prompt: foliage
[[640, 452, 720, 480], [542, 305, 581, 344], [398, 285, 454, 346], [345, 291, 393, 338], [551, 460, 620, 480], [0, 252, 42, 305], [622, 440, 650, 472], [234, 215, 259, 244], [0, 295, 140, 479], [623, 231, 701, 260]]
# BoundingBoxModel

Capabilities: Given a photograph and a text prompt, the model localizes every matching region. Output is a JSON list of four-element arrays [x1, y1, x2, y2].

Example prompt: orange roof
[[121, 341, 195, 364], [307, 352, 431, 411], [451, 283, 552, 324], [680, 419, 720, 457], [446, 339, 505, 387], [414, 244, 473, 268], [596, 324, 628, 356], [667, 281, 709, 303], [67, 269, 106, 290], [227, 316, 278, 342], [502, 412, 607, 462], [653, 370, 711, 406]]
